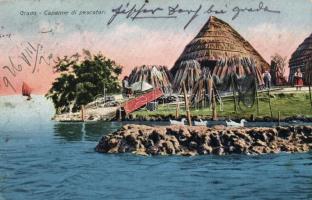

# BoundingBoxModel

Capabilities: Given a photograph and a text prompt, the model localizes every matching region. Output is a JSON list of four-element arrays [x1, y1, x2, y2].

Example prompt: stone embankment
[[95, 125, 312, 156]]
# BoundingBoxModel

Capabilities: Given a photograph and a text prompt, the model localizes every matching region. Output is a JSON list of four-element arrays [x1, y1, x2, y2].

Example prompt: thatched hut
[[303, 59, 312, 85], [171, 16, 268, 89], [172, 60, 201, 93], [288, 33, 312, 84], [128, 65, 172, 94], [190, 67, 213, 107], [191, 57, 258, 108]]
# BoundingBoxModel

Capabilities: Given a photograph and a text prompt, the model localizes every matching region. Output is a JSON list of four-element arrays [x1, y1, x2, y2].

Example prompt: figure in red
[[294, 68, 303, 90]]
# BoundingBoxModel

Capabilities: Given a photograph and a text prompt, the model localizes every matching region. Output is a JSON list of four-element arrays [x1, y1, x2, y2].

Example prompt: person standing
[[263, 70, 271, 90], [122, 76, 132, 97], [294, 68, 303, 90]]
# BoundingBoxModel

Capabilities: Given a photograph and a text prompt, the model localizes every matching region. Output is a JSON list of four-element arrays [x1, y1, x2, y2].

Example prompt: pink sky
[[0, 22, 309, 95]]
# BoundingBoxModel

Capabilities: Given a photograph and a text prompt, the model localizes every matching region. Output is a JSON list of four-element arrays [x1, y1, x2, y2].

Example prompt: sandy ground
[[53, 106, 119, 122], [275, 86, 310, 93]]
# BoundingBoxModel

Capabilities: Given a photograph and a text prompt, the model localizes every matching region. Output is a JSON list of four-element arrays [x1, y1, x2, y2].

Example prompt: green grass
[[133, 92, 312, 119]]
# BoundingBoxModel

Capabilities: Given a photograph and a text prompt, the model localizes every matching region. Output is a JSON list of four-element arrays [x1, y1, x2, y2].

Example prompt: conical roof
[[128, 65, 172, 94], [171, 16, 269, 74], [289, 33, 312, 68]]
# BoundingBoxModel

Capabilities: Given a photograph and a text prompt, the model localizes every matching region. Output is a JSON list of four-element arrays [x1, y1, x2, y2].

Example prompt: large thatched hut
[[172, 60, 201, 93], [288, 33, 312, 84], [128, 65, 172, 94], [171, 16, 269, 90]]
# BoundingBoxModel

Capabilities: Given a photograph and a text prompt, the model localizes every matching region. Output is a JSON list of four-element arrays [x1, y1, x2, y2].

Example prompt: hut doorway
[[200, 60, 217, 71]]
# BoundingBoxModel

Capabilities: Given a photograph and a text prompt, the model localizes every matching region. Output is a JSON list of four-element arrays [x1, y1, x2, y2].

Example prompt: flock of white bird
[[169, 118, 247, 127]]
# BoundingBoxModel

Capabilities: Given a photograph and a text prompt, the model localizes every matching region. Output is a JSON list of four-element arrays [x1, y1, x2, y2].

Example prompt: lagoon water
[[0, 96, 312, 200]]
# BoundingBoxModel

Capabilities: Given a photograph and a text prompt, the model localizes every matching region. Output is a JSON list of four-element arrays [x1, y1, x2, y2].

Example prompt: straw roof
[[190, 68, 213, 107], [191, 57, 260, 108], [172, 60, 201, 93], [289, 33, 312, 69], [171, 16, 269, 75], [212, 57, 264, 86], [128, 65, 172, 94], [303, 58, 312, 85], [289, 33, 312, 83]]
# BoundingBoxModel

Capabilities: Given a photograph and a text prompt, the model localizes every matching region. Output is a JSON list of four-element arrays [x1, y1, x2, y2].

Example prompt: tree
[[46, 51, 122, 114]]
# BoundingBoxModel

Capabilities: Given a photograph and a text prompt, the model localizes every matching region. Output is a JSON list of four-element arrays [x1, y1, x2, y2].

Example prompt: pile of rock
[[95, 125, 312, 156]]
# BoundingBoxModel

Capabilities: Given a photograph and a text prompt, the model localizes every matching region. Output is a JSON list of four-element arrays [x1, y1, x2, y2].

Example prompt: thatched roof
[[172, 60, 201, 93], [171, 16, 269, 75], [212, 57, 264, 86], [304, 60, 312, 85], [289, 33, 312, 69], [128, 65, 172, 94], [190, 68, 213, 107], [191, 57, 260, 108]]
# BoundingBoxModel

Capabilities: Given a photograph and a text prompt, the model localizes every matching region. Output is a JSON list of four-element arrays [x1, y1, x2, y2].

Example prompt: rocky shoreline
[[95, 125, 312, 156], [124, 114, 312, 123]]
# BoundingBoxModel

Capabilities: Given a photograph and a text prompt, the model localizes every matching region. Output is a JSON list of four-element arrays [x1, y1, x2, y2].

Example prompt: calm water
[[0, 96, 312, 200]]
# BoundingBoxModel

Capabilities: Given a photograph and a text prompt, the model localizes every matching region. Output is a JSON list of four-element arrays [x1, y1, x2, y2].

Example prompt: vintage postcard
[[1, 0, 312, 199]]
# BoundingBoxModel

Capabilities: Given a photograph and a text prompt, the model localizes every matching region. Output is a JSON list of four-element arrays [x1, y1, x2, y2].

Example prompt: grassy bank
[[133, 92, 312, 120]]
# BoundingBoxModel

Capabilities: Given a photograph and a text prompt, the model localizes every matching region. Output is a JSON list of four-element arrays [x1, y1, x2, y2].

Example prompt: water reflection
[[54, 122, 85, 141], [53, 121, 122, 142], [53, 120, 312, 142]]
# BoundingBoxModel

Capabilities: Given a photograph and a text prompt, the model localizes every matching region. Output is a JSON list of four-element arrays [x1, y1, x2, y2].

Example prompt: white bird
[[226, 119, 247, 127], [194, 119, 208, 126], [170, 118, 186, 125]]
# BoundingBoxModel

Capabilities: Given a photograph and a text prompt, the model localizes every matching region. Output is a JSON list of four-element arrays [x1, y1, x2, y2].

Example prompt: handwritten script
[[107, 1, 280, 29], [18, 1, 281, 30], [2, 0, 281, 93], [0, 42, 53, 92]]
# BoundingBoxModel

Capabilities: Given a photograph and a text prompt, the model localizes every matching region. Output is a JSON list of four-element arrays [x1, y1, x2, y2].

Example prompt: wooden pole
[[203, 92, 206, 108], [232, 87, 237, 113], [208, 78, 217, 120], [175, 96, 180, 119], [81, 105, 85, 121], [231, 75, 237, 113], [268, 89, 273, 118], [182, 83, 192, 126], [310, 70, 312, 108], [118, 107, 122, 121], [255, 78, 260, 115], [202, 92, 205, 108], [309, 84, 312, 108], [278, 111, 281, 126], [212, 89, 218, 121], [208, 78, 213, 111]]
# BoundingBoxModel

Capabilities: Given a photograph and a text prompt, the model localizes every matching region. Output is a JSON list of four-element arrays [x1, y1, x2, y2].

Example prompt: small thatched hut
[[128, 65, 172, 94], [171, 16, 268, 89], [288, 33, 312, 84]]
